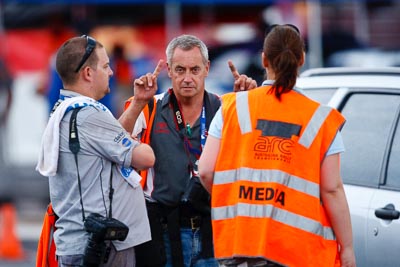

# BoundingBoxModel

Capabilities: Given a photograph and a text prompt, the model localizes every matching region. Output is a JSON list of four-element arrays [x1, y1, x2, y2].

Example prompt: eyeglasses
[[265, 24, 300, 36], [75, 35, 97, 72]]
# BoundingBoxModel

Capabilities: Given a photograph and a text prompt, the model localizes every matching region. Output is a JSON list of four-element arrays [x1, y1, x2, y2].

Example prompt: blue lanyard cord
[[185, 105, 206, 158], [200, 105, 206, 149]]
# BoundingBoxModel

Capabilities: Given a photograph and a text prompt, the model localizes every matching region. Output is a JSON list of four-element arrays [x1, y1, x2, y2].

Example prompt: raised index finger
[[153, 59, 164, 77], [228, 60, 240, 80]]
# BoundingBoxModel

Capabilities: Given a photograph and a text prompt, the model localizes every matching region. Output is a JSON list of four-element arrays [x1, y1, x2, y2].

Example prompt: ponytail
[[263, 25, 305, 100]]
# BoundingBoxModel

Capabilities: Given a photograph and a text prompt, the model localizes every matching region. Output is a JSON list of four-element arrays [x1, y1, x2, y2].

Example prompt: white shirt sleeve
[[208, 107, 223, 139], [132, 112, 147, 138], [327, 131, 345, 155]]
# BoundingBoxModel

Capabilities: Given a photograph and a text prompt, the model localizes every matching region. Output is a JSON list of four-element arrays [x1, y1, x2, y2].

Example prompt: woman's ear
[[262, 52, 269, 68], [299, 51, 305, 67]]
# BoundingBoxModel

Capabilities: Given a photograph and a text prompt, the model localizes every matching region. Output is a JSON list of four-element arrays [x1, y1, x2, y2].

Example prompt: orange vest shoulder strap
[[124, 96, 157, 188]]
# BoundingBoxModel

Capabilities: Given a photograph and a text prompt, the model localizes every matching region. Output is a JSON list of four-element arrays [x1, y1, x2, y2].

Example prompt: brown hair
[[55, 36, 102, 86], [263, 25, 305, 100]]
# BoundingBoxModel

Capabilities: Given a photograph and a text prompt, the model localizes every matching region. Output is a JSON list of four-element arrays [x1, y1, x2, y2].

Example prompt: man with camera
[[36, 35, 155, 267], [122, 34, 256, 267]]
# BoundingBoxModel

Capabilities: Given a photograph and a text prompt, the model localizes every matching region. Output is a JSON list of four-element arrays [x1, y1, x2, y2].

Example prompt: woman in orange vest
[[198, 24, 356, 267]]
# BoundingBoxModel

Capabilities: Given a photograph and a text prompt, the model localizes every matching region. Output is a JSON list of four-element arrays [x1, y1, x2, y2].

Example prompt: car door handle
[[375, 204, 400, 220]]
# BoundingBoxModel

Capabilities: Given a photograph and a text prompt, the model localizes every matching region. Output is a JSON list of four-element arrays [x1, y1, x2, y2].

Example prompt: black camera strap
[[69, 107, 114, 222], [69, 107, 86, 221]]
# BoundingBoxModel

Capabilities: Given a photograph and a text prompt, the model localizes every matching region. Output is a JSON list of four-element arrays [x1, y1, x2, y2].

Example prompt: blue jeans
[[163, 227, 219, 267]]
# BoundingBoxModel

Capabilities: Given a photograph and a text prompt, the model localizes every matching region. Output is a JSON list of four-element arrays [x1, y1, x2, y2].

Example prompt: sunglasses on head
[[265, 24, 300, 36], [75, 35, 97, 73]]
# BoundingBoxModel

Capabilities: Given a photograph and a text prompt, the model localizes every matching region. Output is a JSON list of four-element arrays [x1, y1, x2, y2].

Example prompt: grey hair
[[165, 34, 209, 65]]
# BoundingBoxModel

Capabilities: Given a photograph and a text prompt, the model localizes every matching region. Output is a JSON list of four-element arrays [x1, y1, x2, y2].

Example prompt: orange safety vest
[[124, 96, 157, 188], [212, 87, 345, 267], [36, 203, 58, 267]]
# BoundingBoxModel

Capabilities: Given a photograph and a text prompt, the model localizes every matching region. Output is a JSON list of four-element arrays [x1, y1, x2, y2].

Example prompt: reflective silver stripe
[[212, 203, 335, 240], [214, 168, 319, 198], [236, 91, 252, 134], [298, 105, 332, 148]]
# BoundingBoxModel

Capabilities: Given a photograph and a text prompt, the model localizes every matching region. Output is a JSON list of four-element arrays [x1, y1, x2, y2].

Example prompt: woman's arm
[[320, 153, 356, 267], [198, 135, 221, 193]]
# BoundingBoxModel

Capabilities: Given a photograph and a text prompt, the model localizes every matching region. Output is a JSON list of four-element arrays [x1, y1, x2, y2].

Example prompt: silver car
[[296, 67, 400, 267]]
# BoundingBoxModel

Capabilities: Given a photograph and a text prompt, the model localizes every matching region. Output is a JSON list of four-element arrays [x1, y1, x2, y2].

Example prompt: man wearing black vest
[[121, 34, 256, 267]]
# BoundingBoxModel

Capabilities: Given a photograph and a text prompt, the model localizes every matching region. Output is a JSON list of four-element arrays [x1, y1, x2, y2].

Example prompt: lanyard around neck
[[168, 89, 206, 158]]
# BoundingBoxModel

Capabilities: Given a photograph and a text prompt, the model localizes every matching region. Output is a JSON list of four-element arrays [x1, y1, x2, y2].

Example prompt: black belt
[[220, 258, 284, 267], [161, 215, 202, 230], [179, 215, 202, 230]]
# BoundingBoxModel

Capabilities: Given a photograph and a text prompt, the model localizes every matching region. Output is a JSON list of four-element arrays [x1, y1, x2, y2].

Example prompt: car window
[[386, 116, 400, 189], [301, 88, 336, 104], [340, 93, 400, 187]]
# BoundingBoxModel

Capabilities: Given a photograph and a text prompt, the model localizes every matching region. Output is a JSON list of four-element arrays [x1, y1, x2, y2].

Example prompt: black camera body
[[181, 176, 211, 214], [83, 213, 129, 267]]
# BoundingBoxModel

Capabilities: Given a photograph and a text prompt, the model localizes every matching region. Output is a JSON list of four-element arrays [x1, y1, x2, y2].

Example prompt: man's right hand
[[119, 60, 164, 133], [132, 59, 164, 105]]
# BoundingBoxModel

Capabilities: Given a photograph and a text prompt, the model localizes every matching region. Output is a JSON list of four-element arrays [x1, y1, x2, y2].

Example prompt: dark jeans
[[163, 227, 218, 267]]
